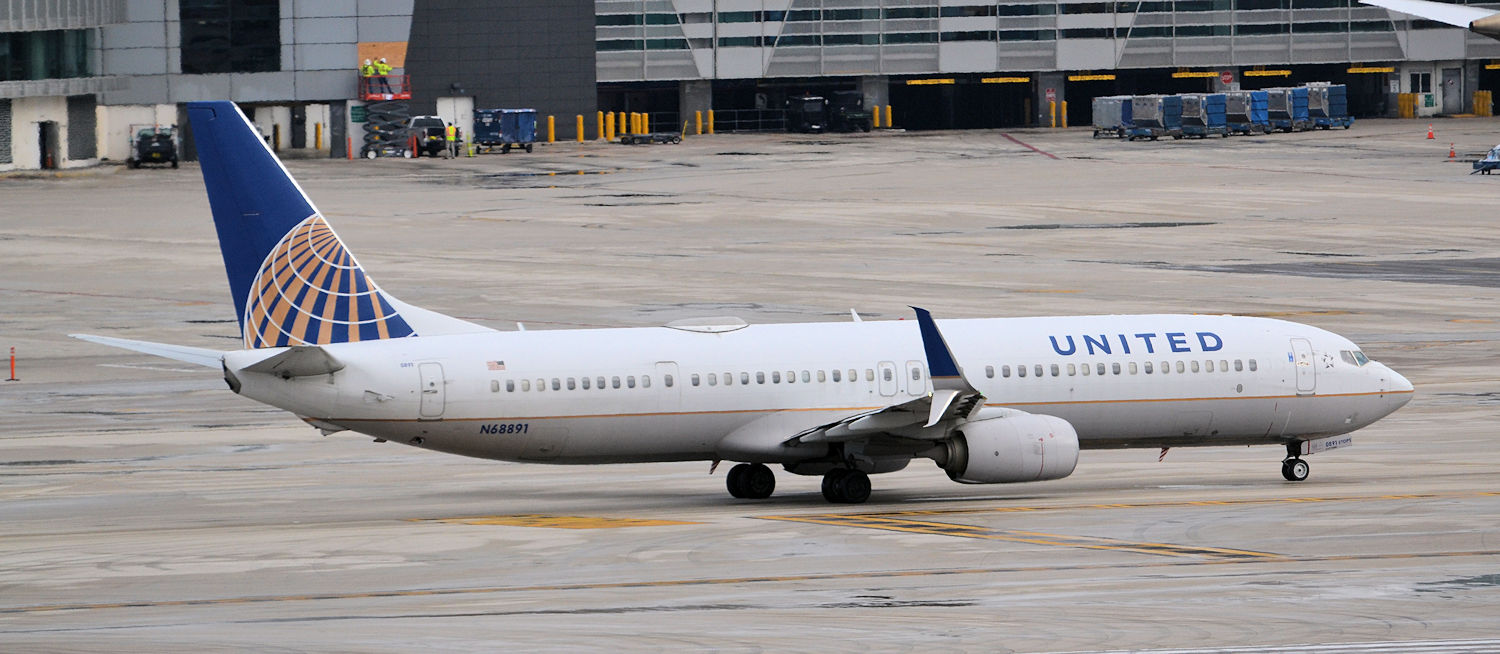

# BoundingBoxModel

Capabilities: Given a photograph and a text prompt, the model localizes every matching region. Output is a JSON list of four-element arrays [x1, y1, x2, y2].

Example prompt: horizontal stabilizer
[[70, 334, 224, 368], [1361, 0, 1498, 29], [241, 346, 345, 378]]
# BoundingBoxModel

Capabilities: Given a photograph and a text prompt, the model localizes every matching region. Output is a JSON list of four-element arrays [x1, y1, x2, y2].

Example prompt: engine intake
[[941, 413, 1079, 484]]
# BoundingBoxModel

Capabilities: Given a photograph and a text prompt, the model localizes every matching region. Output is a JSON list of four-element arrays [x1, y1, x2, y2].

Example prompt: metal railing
[[711, 109, 786, 133]]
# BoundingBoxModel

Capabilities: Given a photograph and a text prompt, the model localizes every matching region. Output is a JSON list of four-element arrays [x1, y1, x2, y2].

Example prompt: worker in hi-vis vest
[[372, 57, 393, 93], [445, 123, 457, 158]]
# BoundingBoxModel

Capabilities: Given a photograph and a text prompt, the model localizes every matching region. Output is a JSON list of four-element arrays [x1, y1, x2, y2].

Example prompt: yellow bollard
[[596, 111, 605, 140], [1049, 101, 1056, 128], [576, 115, 584, 142], [707, 109, 715, 134], [1061, 101, 1068, 129], [606, 112, 616, 141], [695, 110, 703, 135], [630, 113, 638, 134], [314, 122, 323, 150], [884, 105, 893, 128], [618, 111, 626, 135], [547, 115, 556, 143], [872, 105, 881, 129]]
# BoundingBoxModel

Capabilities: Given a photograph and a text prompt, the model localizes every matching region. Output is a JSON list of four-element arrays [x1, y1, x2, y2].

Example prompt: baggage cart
[[1307, 83, 1354, 130], [1267, 88, 1311, 132], [1179, 93, 1229, 138], [1225, 90, 1270, 134], [1126, 95, 1183, 141], [473, 108, 537, 153], [1092, 95, 1133, 139]]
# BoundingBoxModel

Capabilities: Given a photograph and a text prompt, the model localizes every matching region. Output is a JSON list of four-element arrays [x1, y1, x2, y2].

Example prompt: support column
[[858, 75, 889, 114], [1035, 72, 1066, 127], [679, 80, 712, 129]]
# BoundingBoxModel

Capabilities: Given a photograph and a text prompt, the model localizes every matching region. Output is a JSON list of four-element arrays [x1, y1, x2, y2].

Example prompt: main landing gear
[[726, 463, 776, 499], [821, 468, 871, 504], [1281, 441, 1309, 482]]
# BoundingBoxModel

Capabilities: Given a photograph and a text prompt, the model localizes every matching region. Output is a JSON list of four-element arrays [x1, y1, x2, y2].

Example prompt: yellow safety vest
[[359, 64, 374, 76], [373, 61, 392, 75], [445, 125, 456, 141]]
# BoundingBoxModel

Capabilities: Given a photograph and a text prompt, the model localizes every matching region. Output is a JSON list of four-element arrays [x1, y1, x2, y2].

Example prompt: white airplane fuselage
[[225, 313, 1411, 466]]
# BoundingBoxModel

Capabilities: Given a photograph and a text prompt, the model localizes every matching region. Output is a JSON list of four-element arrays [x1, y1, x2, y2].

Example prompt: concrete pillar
[[1035, 72, 1066, 127], [858, 76, 889, 112], [680, 80, 712, 122], [1465, 61, 1481, 114]]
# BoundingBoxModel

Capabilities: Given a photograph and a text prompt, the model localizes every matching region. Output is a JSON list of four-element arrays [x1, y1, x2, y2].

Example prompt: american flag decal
[[487, 360, 506, 371]]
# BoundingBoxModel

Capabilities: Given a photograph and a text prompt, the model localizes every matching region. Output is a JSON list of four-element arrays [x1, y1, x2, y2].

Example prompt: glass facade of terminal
[[0, 30, 93, 82]]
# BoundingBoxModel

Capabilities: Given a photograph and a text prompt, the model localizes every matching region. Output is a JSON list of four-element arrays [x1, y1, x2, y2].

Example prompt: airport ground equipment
[[619, 131, 683, 145], [1307, 83, 1354, 129], [125, 125, 178, 169], [406, 116, 449, 157], [1267, 87, 1311, 132], [785, 95, 830, 133], [828, 91, 873, 132], [473, 109, 537, 153], [1126, 95, 1183, 140], [1225, 90, 1270, 134], [361, 100, 411, 158], [1179, 93, 1229, 138], [1092, 95, 1133, 138], [1473, 144, 1500, 174]]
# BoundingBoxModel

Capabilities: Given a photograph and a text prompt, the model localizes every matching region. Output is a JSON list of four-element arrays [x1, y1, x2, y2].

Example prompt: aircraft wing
[[1361, 0, 1500, 35], [784, 307, 986, 446], [70, 334, 224, 368]]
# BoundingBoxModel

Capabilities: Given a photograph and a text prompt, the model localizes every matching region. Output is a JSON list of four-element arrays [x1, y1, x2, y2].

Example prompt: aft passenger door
[[418, 362, 445, 419], [1290, 338, 1316, 395]]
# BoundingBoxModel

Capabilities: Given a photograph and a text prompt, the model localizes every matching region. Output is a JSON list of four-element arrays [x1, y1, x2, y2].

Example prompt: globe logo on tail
[[243, 215, 414, 348]]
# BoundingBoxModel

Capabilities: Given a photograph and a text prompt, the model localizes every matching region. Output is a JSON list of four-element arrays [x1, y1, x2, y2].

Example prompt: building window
[[1410, 71, 1432, 93], [180, 0, 281, 75], [0, 30, 94, 82]]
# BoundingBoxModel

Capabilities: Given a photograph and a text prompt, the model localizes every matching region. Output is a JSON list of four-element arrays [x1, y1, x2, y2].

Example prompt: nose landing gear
[[1281, 441, 1309, 481]]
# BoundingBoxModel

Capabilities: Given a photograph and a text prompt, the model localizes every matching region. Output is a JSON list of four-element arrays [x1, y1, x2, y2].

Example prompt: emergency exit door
[[418, 362, 445, 418]]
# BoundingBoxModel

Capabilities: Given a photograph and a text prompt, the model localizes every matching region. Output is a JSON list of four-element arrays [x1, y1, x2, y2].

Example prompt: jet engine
[[937, 412, 1079, 484]]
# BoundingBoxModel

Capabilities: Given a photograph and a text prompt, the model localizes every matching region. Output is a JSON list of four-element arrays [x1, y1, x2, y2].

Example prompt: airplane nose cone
[[1384, 367, 1414, 409]]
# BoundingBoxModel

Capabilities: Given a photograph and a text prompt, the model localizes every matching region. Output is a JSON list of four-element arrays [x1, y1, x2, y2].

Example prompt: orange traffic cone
[[1427, 124, 1435, 139], [1450, 143, 1457, 159]]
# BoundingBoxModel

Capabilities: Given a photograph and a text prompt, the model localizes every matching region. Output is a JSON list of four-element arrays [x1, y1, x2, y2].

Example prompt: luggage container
[[1225, 90, 1270, 134], [1307, 83, 1354, 130], [1126, 95, 1183, 141], [1092, 95, 1133, 139], [1267, 88, 1310, 132], [1179, 93, 1229, 138], [473, 108, 537, 153]]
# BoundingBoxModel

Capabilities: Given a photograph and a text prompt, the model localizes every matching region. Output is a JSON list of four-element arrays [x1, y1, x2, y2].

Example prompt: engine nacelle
[[940, 413, 1080, 484]]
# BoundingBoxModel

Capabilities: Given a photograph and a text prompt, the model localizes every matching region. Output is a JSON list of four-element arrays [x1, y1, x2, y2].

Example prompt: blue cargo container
[[1180, 93, 1228, 138], [1308, 83, 1354, 129], [473, 108, 538, 153], [1225, 90, 1269, 134], [1267, 87, 1310, 132], [1126, 95, 1183, 141]]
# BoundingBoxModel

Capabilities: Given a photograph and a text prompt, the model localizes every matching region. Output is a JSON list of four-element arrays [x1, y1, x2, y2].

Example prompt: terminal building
[[4, 0, 1499, 171]]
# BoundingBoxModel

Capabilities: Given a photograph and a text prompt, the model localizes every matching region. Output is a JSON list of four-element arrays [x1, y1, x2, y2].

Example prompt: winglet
[[911, 307, 961, 378]]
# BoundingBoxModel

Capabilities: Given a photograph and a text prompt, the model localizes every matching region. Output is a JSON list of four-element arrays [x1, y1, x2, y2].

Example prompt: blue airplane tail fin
[[187, 101, 484, 349]]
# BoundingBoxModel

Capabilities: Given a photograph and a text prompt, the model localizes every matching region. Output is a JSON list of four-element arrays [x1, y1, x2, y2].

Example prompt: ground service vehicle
[[126, 125, 178, 169]]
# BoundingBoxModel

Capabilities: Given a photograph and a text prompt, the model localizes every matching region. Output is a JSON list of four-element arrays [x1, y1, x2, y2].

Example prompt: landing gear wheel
[[726, 464, 748, 498], [726, 463, 775, 499], [820, 469, 871, 504], [1281, 458, 1309, 482]]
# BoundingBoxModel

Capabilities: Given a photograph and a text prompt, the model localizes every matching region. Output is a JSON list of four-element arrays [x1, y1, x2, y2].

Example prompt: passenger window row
[[690, 367, 877, 387], [982, 359, 1258, 379], [501, 374, 653, 393]]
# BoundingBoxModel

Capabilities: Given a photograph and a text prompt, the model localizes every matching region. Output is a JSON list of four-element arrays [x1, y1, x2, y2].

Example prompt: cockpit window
[[1353, 350, 1370, 366], [1340, 350, 1371, 366]]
